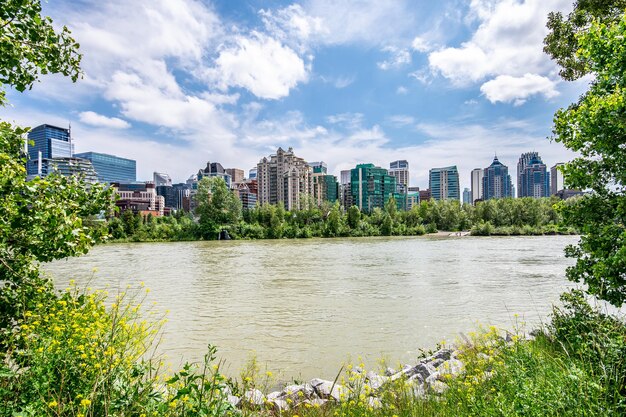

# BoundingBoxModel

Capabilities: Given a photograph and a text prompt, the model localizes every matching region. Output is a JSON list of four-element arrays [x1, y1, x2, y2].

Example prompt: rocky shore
[[225, 347, 466, 412]]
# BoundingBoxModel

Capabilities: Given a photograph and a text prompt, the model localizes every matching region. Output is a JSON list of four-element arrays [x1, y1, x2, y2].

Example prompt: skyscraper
[[550, 163, 564, 195], [351, 163, 402, 212], [27, 124, 72, 176], [225, 168, 245, 185], [482, 156, 513, 200], [517, 152, 539, 195], [257, 147, 313, 210], [308, 161, 328, 174], [518, 153, 550, 198], [462, 188, 471, 204], [153, 172, 172, 187], [470, 168, 484, 203], [389, 160, 409, 192], [74, 152, 136, 183], [197, 161, 232, 188], [429, 166, 460, 201]]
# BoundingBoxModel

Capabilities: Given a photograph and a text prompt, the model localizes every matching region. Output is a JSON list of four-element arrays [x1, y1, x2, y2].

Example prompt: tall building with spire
[[482, 155, 513, 200]]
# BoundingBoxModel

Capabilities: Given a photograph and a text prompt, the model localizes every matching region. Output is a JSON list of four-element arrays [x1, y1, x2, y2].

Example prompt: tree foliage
[[0, 1, 111, 331], [551, 12, 626, 306], [544, 0, 626, 81], [0, 0, 82, 104], [195, 177, 242, 239]]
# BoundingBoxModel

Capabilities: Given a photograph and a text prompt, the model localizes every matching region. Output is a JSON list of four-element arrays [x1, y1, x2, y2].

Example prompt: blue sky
[[1, 0, 588, 189]]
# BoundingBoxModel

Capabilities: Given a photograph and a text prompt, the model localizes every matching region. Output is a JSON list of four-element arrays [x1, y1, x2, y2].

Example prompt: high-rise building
[[482, 156, 513, 200], [308, 161, 328, 174], [34, 157, 99, 183], [389, 160, 409, 192], [248, 168, 257, 180], [518, 153, 550, 198], [407, 193, 420, 210], [74, 152, 136, 183], [517, 152, 539, 195], [470, 168, 484, 203], [257, 147, 313, 210], [351, 163, 403, 212], [550, 163, 564, 195], [340, 170, 351, 185], [156, 182, 190, 211], [236, 182, 258, 210], [198, 161, 232, 188], [27, 124, 72, 176], [225, 168, 245, 185], [313, 173, 339, 205], [153, 172, 172, 187], [429, 166, 460, 201], [419, 189, 431, 202], [462, 188, 471, 204]]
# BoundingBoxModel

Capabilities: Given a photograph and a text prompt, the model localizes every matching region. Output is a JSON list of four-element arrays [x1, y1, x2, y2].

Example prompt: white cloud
[[428, 0, 571, 103], [396, 86, 408, 95], [303, 0, 417, 46], [411, 36, 433, 52], [325, 113, 364, 129], [260, 4, 326, 53], [78, 111, 130, 129], [377, 46, 411, 70], [319, 75, 355, 89], [387, 115, 415, 127], [480, 73, 559, 105], [207, 32, 309, 100]]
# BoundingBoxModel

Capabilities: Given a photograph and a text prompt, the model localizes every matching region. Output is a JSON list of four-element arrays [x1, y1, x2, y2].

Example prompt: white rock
[[243, 389, 265, 406]]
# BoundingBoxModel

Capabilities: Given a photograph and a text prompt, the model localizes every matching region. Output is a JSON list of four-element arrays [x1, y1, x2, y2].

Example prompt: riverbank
[[105, 196, 577, 243]]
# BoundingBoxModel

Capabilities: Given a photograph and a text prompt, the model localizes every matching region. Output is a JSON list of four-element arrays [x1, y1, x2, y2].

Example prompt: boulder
[[365, 371, 388, 390], [384, 367, 396, 376], [431, 348, 453, 361], [243, 389, 265, 406], [267, 398, 289, 412], [428, 380, 449, 394], [266, 391, 282, 401], [367, 396, 382, 409], [310, 378, 346, 401], [281, 383, 315, 400], [227, 395, 241, 407], [407, 363, 437, 381], [437, 359, 464, 378], [303, 398, 328, 407]]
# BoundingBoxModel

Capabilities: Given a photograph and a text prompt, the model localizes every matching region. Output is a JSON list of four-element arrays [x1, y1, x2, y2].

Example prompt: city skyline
[[1, 0, 584, 189]]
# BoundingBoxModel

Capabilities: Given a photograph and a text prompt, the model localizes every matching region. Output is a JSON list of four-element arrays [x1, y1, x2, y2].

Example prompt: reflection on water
[[45, 235, 578, 380]]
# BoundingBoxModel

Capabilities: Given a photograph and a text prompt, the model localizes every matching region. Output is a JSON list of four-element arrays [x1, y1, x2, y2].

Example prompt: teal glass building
[[74, 152, 136, 183]]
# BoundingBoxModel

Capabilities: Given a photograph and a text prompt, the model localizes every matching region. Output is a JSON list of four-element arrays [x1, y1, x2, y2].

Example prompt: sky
[[1, 0, 589, 189]]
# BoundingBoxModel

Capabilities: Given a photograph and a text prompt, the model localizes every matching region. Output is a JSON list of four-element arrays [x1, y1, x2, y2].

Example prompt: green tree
[[544, 0, 626, 81], [346, 205, 361, 229], [0, 0, 114, 332], [551, 13, 626, 306], [0, 0, 82, 104], [195, 177, 242, 239]]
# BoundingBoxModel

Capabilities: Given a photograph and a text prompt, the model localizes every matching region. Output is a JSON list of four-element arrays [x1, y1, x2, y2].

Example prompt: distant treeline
[[105, 178, 576, 242]]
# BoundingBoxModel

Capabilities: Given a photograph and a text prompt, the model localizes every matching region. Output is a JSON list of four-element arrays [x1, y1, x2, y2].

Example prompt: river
[[44, 235, 578, 381]]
